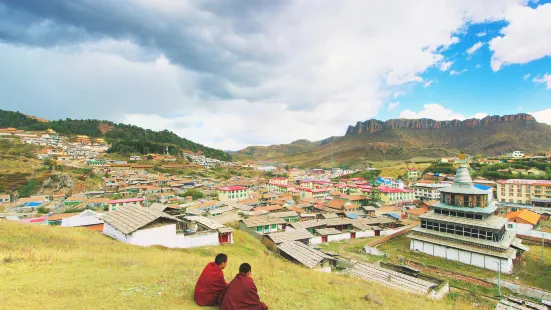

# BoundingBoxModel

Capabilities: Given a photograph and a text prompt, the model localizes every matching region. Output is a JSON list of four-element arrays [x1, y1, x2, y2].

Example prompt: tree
[[181, 189, 205, 200], [146, 155, 154, 160]]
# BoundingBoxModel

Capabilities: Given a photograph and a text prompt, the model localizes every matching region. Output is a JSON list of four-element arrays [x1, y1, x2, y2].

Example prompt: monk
[[219, 263, 268, 310], [194, 253, 229, 306]]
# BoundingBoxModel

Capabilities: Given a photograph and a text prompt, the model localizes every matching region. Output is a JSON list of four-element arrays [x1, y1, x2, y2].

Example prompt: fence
[[368, 226, 413, 247]]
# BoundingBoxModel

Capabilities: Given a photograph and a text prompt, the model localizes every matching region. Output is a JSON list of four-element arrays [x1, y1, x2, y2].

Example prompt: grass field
[[0, 222, 487, 309]]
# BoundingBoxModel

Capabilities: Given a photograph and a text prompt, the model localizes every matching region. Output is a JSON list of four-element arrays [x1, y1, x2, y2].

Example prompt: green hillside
[[0, 222, 483, 309], [0, 109, 231, 161]]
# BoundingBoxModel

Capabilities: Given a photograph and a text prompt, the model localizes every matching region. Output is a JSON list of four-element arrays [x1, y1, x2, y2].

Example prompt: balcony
[[442, 199, 483, 208]]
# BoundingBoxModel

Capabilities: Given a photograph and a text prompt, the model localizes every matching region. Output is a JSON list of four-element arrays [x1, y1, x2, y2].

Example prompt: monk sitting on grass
[[219, 263, 268, 310], [194, 253, 229, 306]]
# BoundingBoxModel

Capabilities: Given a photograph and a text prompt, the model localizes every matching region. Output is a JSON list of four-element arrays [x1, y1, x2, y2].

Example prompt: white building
[[61, 210, 104, 228], [412, 183, 452, 201], [102, 205, 233, 248], [507, 151, 525, 159]]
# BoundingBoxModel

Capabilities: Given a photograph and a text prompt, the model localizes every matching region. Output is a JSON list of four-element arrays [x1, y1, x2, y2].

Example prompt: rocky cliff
[[345, 113, 535, 135]]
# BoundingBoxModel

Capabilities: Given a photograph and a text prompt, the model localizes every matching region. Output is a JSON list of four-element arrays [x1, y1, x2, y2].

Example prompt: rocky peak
[[345, 113, 535, 135]]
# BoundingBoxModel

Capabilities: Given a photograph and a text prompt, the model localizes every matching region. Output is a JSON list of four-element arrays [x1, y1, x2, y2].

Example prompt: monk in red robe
[[219, 263, 268, 310], [194, 253, 229, 306]]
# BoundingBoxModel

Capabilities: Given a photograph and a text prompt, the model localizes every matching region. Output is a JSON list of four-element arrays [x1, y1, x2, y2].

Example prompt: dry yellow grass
[[0, 222, 487, 309]]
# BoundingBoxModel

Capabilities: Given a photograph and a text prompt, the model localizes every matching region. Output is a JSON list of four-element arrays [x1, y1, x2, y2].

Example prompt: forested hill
[[0, 110, 231, 161]]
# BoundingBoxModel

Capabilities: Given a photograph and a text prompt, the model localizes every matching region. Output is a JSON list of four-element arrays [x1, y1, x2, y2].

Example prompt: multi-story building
[[496, 179, 551, 205], [218, 186, 248, 202], [412, 183, 451, 201], [408, 160, 527, 274], [406, 168, 421, 179], [378, 187, 415, 206]]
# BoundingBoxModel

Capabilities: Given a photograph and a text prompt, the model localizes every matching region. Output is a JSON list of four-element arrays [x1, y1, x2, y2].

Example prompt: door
[[321, 235, 328, 243], [375, 230, 380, 236], [219, 233, 229, 244], [350, 232, 356, 239]]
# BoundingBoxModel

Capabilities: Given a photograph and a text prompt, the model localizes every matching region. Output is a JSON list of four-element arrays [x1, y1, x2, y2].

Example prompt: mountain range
[[233, 113, 551, 167]]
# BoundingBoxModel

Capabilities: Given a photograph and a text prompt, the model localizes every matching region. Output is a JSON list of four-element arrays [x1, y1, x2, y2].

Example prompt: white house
[[412, 183, 451, 201], [61, 210, 104, 228], [102, 205, 233, 248], [508, 151, 525, 159], [0, 194, 10, 203]]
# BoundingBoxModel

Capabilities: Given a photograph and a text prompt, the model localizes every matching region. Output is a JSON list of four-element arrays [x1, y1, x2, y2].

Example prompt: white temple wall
[[409, 239, 513, 274]]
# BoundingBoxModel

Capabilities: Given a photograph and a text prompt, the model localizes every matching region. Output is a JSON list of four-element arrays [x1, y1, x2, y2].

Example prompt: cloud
[[532, 73, 551, 89], [518, 106, 524, 110], [398, 104, 486, 121], [387, 102, 400, 111], [532, 109, 551, 125], [466, 41, 484, 55], [523, 73, 531, 80], [423, 80, 434, 88], [450, 69, 468, 76], [476, 31, 487, 37], [439, 61, 453, 71], [476, 64, 482, 68], [490, 3, 551, 71], [0, 0, 533, 149]]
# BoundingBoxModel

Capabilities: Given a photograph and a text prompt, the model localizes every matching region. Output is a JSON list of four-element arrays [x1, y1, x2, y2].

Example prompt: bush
[[180, 189, 205, 200]]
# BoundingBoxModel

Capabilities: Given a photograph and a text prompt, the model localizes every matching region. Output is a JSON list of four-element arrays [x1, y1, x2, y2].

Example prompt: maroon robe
[[219, 272, 268, 310], [194, 262, 228, 306]]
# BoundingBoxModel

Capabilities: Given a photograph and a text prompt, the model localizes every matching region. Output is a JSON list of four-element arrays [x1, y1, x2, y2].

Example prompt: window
[[257, 226, 262, 232], [271, 224, 276, 229], [507, 223, 513, 228]]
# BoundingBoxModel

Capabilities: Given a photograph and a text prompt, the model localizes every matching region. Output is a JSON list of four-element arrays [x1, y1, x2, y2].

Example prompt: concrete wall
[[327, 233, 351, 242], [309, 236, 323, 245], [356, 230, 376, 238], [410, 239, 513, 274], [505, 222, 534, 234], [380, 226, 410, 236]]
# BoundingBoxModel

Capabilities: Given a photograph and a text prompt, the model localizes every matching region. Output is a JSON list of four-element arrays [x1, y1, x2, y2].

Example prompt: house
[[407, 168, 421, 179], [503, 209, 541, 233], [315, 228, 350, 243], [507, 151, 525, 159], [64, 195, 85, 207], [405, 207, 430, 220], [263, 230, 314, 251], [20, 216, 48, 224], [381, 212, 401, 221], [287, 219, 327, 234], [218, 186, 248, 202], [85, 198, 109, 209], [47, 212, 81, 225], [325, 198, 360, 211], [268, 211, 299, 223], [252, 205, 284, 213], [61, 210, 104, 230], [378, 187, 415, 206], [277, 241, 335, 272], [0, 194, 10, 203], [102, 205, 232, 248], [239, 217, 286, 234], [108, 197, 145, 211]]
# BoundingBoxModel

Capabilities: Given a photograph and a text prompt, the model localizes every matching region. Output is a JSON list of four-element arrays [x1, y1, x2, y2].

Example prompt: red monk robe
[[194, 262, 228, 306], [219, 272, 268, 310]]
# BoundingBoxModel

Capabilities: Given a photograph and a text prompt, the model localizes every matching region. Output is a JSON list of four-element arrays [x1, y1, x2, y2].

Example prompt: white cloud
[[518, 106, 524, 111], [523, 73, 531, 80], [393, 92, 406, 98], [439, 61, 453, 71], [466, 41, 484, 55], [532, 73, 551, 89], [0, 0, 533, 149], [490, 3, 551, 71], [532, 109, 551, 125], [450, 69, 468, 76], [399, 104, 467, 120], [423, 80, 434, 88], [476, 31, 487, 37], [476, 64, 482, 68], [387, 102, 400, 111], [470, 113, 488, 119]]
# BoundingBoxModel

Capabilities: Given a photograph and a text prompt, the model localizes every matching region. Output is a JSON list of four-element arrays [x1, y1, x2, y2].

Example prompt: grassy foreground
[[0, 222, 485, 310]]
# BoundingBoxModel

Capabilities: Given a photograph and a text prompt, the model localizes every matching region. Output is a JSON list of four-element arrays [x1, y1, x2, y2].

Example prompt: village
[[1, 127, 551, 309]]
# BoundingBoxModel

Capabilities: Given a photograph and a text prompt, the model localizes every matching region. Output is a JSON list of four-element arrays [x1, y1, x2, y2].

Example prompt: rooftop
[[241, 217, 286, 227], [267, 230, 314, 244], [504, 209, 541, 226], [102, 205, 180, 234], [277, 241, 334, 268]]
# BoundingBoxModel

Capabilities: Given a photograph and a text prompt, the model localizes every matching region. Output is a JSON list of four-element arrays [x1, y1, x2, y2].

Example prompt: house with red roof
[[218, 185, 248, 202]]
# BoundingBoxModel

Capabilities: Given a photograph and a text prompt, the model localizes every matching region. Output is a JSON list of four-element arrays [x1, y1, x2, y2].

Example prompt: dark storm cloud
[[0, 0, 288, 96]]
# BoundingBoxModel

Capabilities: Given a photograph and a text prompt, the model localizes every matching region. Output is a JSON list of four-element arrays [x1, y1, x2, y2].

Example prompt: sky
[[0, 0, 550, 151]]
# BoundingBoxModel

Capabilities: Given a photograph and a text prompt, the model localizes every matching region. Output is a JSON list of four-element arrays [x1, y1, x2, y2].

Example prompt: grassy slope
[[0, 222, 482, 310]]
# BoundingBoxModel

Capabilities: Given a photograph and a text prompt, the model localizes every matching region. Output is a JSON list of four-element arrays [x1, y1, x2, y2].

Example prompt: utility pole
[[496, 262, 501, 298], [543, 232, 545, 263]]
